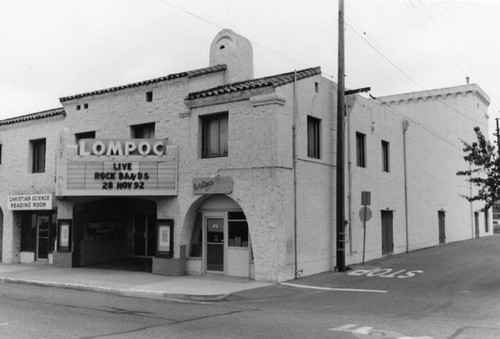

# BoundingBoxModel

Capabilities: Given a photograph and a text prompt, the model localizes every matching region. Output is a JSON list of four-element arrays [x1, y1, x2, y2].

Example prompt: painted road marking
[[348, 268, 424, 279], [329, 323, 433, 338], [280, 282, 387, 293]]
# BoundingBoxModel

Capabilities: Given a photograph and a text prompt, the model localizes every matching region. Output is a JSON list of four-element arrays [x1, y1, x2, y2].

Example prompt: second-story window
[[31, 138, 46, 173], [307, 116, 321, 159], [201, 113, 228, 158], [75, 131, 96, 143], [356, 132, 366, 168], [131, 123, 155, 139], [381, 140, 390, 172]]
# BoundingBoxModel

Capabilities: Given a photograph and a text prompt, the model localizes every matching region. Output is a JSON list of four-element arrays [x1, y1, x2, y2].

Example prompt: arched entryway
[[184, 195, 253, 278], [72, 197, 157, 271]]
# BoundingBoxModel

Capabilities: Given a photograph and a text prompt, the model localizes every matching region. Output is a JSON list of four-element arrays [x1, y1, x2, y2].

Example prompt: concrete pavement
[[2, 235, 498, 306], [0, 262, 273, 302]]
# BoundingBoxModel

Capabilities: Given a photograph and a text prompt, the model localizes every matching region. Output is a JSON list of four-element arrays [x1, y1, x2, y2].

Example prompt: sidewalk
[[0, 262, 273, 302]]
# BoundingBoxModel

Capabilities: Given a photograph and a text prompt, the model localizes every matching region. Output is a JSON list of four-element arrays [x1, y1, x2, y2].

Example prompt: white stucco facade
[[0, 29, 492, 282]]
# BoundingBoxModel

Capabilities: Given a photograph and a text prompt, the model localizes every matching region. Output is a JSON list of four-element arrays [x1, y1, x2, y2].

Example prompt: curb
[[0, 277, 229, 302]]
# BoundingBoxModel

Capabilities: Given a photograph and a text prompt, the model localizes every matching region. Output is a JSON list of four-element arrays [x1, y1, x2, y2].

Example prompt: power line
[[345, 20, 485, 127], [157, 0, 336, 80], [159, 0, 485, 151], [368, 93, 468, 152], [404, 0, 467, 76]]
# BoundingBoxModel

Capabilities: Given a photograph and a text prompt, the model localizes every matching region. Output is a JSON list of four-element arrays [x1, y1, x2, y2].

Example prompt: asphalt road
[[0, 236, 499, 338]]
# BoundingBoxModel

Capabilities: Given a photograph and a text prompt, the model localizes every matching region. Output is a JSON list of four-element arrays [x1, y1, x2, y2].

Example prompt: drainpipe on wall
[[293, 71, 299, 278], [402, 120, 410, 253], [469, 164, 474, 239]]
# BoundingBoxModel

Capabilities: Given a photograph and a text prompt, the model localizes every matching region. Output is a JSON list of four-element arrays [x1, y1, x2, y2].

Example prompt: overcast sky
[[1, 0, 499, 136]]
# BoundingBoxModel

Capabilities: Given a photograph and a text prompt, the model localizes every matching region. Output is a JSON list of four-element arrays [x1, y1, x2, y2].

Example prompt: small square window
[[76, 105, 81, 110], [84, 103, 88, 109], [146, 91, 153, 102]]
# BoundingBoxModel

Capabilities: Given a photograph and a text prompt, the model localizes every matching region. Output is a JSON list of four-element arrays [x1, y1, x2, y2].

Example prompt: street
[[0, 236, 499, 338]]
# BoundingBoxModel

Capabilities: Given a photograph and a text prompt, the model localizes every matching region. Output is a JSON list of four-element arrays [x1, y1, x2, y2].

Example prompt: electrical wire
[[345, 20, 486, 127], [158, 0, 485, 152]]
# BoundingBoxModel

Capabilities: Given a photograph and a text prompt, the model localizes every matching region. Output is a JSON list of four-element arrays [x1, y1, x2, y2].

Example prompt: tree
[[457, 126, 500, 210]]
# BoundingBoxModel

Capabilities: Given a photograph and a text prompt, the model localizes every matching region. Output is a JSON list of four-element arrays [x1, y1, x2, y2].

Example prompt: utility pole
[[336, 0, 346, 272]]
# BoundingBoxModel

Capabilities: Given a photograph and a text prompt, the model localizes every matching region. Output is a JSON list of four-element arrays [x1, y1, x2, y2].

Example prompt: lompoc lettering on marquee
[[63, 139, 178, 196], [78, 139, 168, 157]]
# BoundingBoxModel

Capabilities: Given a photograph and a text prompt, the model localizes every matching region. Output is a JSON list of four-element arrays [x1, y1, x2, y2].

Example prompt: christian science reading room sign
[[62, 139, 178, 196], [8, 194, 53, 210]]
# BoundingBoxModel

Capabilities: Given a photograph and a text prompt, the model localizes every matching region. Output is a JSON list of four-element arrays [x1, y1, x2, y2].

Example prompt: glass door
[[133, 213, 157, 257], [205, 216, 225, 273], [36, 215, 50, 260]]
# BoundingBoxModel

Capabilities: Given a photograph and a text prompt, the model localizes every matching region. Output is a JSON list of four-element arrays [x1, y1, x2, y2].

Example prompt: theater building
[[0, 29, 492, 282]]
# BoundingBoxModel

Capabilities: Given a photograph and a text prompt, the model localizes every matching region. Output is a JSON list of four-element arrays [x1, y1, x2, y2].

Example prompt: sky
[[1, 0, 500, 137]]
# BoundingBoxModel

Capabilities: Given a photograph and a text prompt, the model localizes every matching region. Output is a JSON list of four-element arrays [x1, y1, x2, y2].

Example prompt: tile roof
[[0, 107, 65, 126], [186, 66, 321, 101], [59, 64, 227, 103]]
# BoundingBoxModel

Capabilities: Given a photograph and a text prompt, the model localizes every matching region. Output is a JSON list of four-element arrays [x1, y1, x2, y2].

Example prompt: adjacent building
[[0, 29, 492, 282]]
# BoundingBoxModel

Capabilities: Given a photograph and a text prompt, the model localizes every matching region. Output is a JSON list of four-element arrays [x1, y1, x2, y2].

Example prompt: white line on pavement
[[280, 282, 388, 293]]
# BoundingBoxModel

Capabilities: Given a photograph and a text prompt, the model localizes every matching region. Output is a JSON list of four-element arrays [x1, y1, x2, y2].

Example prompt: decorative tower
[[210, 29, 254, 84]]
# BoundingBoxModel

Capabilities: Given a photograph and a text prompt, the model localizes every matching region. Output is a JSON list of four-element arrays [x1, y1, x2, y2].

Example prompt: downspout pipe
[[293, 70, 299, 278], [402, 120, 410, 253]]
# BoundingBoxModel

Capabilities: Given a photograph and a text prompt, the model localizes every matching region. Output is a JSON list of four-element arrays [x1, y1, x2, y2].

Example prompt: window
[[75, 131, 96, 143], [146, 91, 153, 102], [0, 144, 2, 164], [84, 103, 89, 109], [307, 116, 321, 159], [315, 82, 319, 93], [381, 140, 390, 172], [228, 211, 248, 247], [76, 105, 81, 111], [31, 139, 46, 173], [131, 123, 155, 139], [485, 208, 490, 233], [356, 132, 366, 168], [201, 113, 228, 158]]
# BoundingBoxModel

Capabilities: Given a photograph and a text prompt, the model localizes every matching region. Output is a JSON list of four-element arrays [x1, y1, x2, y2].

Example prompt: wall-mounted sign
[[193, 177, 233, 195], [60, 141, 178, 197], [8, 194, 53, 210], [58, 219, 72, 252], [156, 219, 174, 258]]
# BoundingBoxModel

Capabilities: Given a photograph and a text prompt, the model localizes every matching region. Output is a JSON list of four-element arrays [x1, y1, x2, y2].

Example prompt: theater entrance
[[73, 198, 157, 271]]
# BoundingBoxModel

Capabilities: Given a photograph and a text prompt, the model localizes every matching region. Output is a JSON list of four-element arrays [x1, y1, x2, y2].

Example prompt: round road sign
[[359, 206, 372, 222]]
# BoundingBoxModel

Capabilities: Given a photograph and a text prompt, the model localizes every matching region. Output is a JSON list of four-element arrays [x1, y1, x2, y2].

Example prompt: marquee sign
[[59, 139, 178, 196]]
